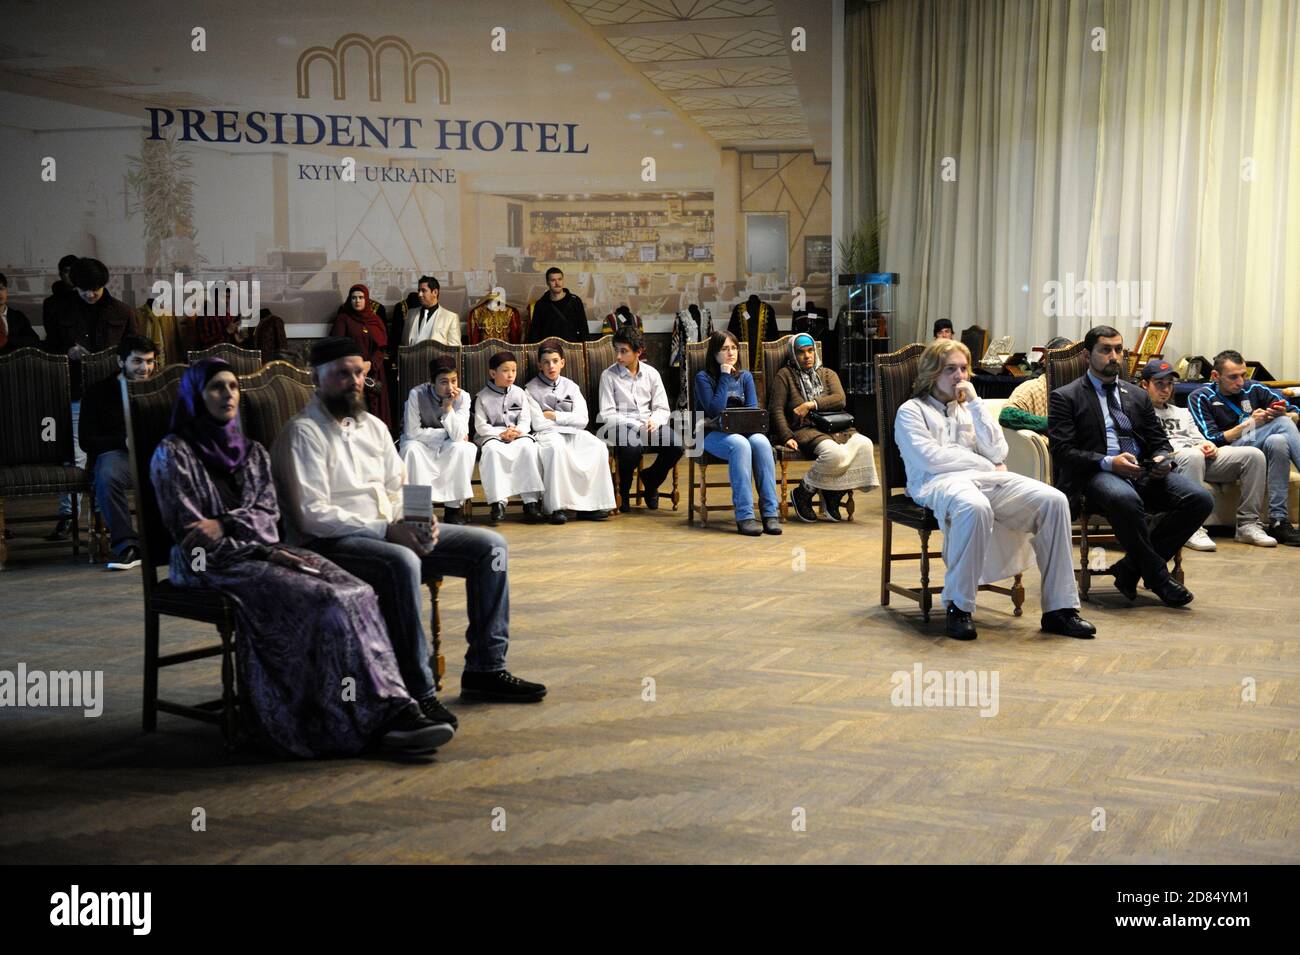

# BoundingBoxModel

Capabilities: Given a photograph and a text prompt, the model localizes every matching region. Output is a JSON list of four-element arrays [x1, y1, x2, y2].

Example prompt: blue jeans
[[702, 430, 779, 521], [58, 400, 85, 517], [1233, 416, 1300, 522], [92, 449, 136, 555], [1082, 470, 1213, 587], [309, 524, 510, 700]]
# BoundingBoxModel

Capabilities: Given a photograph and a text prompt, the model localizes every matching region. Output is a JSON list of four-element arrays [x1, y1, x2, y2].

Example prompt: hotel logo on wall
[[296, 33, 450, 104], [145, 32, 587, 154]]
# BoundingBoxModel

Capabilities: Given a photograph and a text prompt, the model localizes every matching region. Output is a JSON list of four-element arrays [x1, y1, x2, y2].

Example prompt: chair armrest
[[1002, 427, 1049, 483]]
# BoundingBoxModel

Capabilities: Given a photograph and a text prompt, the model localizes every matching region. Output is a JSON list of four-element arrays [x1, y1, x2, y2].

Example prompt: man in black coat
[[1048, 325, 1213, 607], [0, 272, 41, 354], [529, 267, 589, 342]]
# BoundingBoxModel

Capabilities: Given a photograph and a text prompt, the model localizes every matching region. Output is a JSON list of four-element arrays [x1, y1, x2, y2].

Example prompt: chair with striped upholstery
[[186, 342, 263, 374], [0, 348, 92, 569]]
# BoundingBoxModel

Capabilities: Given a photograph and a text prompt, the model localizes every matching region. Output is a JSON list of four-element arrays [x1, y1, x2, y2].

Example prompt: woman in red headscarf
[[331, 283, 391, 426]]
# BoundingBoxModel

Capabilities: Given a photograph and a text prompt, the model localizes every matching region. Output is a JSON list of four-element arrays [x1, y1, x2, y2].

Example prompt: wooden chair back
[[873, 343, 926, 497], [0, 347, 74, 466], [523, 339, 589, 403], [187, 342, 263, 374]]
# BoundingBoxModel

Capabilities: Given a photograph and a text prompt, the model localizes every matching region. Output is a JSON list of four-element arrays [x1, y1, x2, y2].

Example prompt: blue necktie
[[1103, 382, 1141, 458]]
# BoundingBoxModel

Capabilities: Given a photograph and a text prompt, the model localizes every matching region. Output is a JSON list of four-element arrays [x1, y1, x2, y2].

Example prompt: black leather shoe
[[417, 695, 459, 730], [1150, 576, 1194, 608], [644, 488, 661, 510], [548, 510, 567, 525], [523, 501, 544, 524], [789, 484, 817, 522], [45, 517, 72, 541], [1041, 608, 1096, 638], [489, 502, 506, 525], [1268, 519, 1300, 546], [382, 706, 454, 754], [822, 491, 844, 522], [577, 509, 610, 521], [1110, 557, 1138, 601], [762, 516, 782, 535], [460, 670, 547, 703], [945, 605, 977, 640], [442, 505, 466, 525], [618, 500, 631, 514], [737, 518, 763, 536]]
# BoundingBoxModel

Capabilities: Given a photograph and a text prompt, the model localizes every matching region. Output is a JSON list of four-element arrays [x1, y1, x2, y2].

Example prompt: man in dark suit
[[0, 272, 41, 354], [1048, 325, 1213, 607]]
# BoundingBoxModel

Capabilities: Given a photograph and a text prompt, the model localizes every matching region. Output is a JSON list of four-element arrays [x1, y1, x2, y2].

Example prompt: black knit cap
[[309, 336, 363, 366]]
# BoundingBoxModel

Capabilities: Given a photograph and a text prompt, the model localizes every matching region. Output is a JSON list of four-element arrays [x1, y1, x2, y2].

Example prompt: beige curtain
[[864, 0, 1300, 377]]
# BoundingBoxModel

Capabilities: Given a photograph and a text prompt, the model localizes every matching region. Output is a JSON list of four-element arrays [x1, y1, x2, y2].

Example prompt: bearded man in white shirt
[[272, 338, 546, 734], [894, 338, 1095, 641]]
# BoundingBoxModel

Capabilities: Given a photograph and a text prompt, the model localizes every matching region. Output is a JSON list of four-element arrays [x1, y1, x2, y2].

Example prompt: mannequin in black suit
[[1047, 325, 1213, 606]]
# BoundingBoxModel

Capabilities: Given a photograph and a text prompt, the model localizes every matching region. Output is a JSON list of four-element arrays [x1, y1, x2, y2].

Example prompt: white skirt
[[401, 439, 477, 505], [536, 430, 616, 512], [478, 437, 544, 502], [806, 432, 880, 492]]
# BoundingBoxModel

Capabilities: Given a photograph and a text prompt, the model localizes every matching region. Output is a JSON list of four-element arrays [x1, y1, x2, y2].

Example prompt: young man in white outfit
[[894, 339, 1096, 640], [1138, 358, 1274, 550], [400, 355, 477, 525]]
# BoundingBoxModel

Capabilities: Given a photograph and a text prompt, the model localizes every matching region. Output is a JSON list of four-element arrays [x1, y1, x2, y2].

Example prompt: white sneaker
[[1234, 522, 1278, 547], [1185, 527, 1216, 551]]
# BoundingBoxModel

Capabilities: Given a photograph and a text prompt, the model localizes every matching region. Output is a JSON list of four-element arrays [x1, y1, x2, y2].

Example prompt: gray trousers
[[1171, 445, 1266, 526]]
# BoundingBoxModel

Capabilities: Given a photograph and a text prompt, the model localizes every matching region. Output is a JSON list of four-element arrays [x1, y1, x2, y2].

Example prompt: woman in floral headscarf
[[330, 283, 391, 426], [148, 358, 449, 757]]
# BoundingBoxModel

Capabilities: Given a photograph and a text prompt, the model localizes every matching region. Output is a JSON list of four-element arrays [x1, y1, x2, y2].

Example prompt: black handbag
[[808, 410, 854, 433], [710, 408, 769, 435]]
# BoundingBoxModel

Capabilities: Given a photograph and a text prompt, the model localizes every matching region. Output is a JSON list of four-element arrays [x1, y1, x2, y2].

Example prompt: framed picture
[[1135, 321, 1171, 358], [805, 235, 832, 274]]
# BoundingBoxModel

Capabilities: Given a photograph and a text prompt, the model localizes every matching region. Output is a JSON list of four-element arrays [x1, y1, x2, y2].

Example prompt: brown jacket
[[768, 365, 856, 454]]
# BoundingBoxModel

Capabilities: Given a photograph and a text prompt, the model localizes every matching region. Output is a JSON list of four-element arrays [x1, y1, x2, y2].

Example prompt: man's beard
[[321, 389, 367, 420]]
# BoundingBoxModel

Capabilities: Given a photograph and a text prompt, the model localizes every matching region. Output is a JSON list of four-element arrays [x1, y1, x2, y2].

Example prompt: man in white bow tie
[[400, 275, 461, 347]]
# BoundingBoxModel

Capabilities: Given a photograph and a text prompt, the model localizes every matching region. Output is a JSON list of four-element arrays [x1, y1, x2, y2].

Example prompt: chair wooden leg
[[1011, 573, 1025, 616], [699, 464, 709, 526], [880, 516, 892, 606], [143, 609, 159, 732], [919, 527, 933, 622], [670, 461, 680, 510], [220, 623, 237, 749], [634, 460, 643, 506], [688, 457, 696, 526], [433, 578, 445, 692], [609, 453, 622, 515], [1172, 548, 1184, 586], [1079, 515, 1091, 601], [71, 488, 81, 558], [846, 489, 856, 521], [778, 458, 789, 522]]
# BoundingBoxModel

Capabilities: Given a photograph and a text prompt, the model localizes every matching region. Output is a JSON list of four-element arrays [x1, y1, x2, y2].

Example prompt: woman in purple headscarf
[[148, 358, 453, 757]]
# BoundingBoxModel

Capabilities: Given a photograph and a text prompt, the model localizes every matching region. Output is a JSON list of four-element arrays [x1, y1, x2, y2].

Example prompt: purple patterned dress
[[150, 435, 412, 757]]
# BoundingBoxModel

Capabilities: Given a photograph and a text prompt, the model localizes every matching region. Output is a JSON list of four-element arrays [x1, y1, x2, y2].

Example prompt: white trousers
[[400, 439, 477, 505], [478, 437, 543, 504], [931, 471, 1078, 614], [536, 431, 616, 512]]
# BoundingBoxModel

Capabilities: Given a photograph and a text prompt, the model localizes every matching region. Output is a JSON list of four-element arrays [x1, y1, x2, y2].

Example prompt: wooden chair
[[523, 338, 588, 393], [0, 348, 92, 570], [81, 347, 120, 391], [684, 340, 758, 526], [123, 371, 241, 745], [874, 343, 1024, 621], [961, 325, 989, 362], [1042, 343, 1183, 599], [398, 340, 462, 398], [761, 335, 856, 522], [186, 342, 263, 374]]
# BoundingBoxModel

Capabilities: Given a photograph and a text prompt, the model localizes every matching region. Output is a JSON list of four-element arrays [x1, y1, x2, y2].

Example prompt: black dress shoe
[[1110, 557, 1138, 601], [945, 605, 978, 640], [737, 518, 763, 536], [45, 517, 72, 541], [762, 516, 782, 535], [644, 488, 661, 510], [1149, 576, 1194, 608], [460, 669, 547, 703], [548, 510, 567, 525], [523, 501, 544, 524], [618, 500, 631, 514], [417, 695, 459, 730], [789, 484, 818, 523], [1041, 608, 1097, 638], [442, 505, 466, 525], [489, 502, 506, 525], [822, 490, 844, 522], [577, 509, 610, 521]]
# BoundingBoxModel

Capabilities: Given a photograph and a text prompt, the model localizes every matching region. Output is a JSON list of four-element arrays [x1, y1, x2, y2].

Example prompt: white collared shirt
[[271, 396, 404, 544], [597, 361, 669, 437]]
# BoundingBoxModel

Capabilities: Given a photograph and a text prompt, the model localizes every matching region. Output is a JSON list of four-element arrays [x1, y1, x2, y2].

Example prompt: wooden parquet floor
[[1, 480, 1297, 864]]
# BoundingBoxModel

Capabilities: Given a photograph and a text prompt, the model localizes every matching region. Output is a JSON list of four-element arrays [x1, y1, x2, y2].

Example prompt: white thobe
[[526, 374, 616, 512], [400, 385, 477, 505], [895, 393, 1079, 613], [271, 397, 403, 545], [473, 383, 547, 503]]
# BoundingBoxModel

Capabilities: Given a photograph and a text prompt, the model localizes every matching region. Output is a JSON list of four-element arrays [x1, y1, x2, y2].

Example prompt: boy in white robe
[[474, 351, 548, 525], [401, 355, 477, 524], [894, 339, 1095, 641], [525, 342, 616, 523]]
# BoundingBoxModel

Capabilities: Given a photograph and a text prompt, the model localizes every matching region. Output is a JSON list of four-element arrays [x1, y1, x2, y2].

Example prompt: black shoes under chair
[[945, 604, 1097, 640]]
